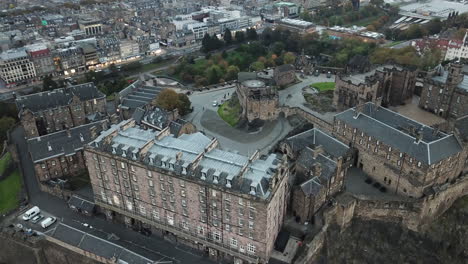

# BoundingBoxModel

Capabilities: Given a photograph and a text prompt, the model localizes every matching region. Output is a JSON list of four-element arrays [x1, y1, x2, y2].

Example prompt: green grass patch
[[217, 99, 242, 127], [384, 40, 404, 47], [0, 152, 12, 175], [106, 93, 115, 101], [0, 169, 22, 214], [311, 82, 335, 91]]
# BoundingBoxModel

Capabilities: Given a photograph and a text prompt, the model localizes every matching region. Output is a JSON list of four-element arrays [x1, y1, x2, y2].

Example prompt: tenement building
[[85, 119, 290, 264], [16, 83, 107, 139], [333, 102, 466, 198], [27, 120, 108, 183], [333, 65, 416, 111], [279, 128, 352, 224], [236, 73, 279, 122], [419, 62, 468, 120]]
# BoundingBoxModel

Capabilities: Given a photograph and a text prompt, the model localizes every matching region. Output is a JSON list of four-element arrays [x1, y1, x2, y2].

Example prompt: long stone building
[[333, 65, 416, 111], [419, 62, 468, 120], [16, 83, 107, 139], [333, 102, 466, 198], [85, 119, 290, 264]]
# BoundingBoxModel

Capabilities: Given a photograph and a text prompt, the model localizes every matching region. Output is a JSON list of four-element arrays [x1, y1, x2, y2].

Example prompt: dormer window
[[214, 176, 219, 184], [122, 150, 126, 158], [47, 142, 52, 151], [249, 186, 256, 195], [79, 133, 84, 142], [226, 179, 232, 188]]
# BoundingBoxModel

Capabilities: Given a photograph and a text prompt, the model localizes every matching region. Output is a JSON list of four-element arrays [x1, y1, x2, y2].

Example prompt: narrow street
[[10, 126, 215, 264]]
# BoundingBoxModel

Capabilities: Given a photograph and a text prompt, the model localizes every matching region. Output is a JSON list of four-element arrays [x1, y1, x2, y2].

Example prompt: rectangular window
[[181, 189, 186, 197], [147, 170, 152, 178], [239, 208, 244, 216], [132, 174, 137, 182], [239, 218, 244, 227], [120, 162, 125, 169], [230, 238, 238, 247], [182, 199, 187, 207], [247, 244, 256, 254], [248, 221, 254, 229], [180, 179, 185, 187], [198, 226, 204, 235]]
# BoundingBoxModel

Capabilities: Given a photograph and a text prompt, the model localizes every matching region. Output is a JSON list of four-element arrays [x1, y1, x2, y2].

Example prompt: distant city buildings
[[0, 48, 36, 87]]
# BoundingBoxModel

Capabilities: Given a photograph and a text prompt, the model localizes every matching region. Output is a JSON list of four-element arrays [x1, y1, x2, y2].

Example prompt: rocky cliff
[[318, 195, 468, 264]]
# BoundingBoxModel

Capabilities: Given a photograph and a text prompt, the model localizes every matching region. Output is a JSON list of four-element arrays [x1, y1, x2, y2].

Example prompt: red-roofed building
[[25, 44, 56, 77]]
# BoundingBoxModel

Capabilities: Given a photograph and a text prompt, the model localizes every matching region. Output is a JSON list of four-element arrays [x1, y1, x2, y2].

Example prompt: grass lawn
[[385, 40, 404, 47], [311, 82, 335, 91], [0, 169, 22, 214], [217, 99, 242, 127], [0, 152, 12, 175], [106, 93, 116, 101], [345, 15, 381, 27]]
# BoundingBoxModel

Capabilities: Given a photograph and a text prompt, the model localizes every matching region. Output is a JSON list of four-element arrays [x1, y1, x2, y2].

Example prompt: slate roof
[[91, 120, 281, 199], [297, 147, 337, 196], [27, 121, 106, 163], [50, 223, 156, 263], [16, 83, 104, 113], [119, 80, 163, 110], [169, 118, 189, 136], [275, 64, 295, 73], [335, 103, 463, 164], [285, 128, 349, 159], [237, 72, 257, 83], [431, 71, 468, 91]]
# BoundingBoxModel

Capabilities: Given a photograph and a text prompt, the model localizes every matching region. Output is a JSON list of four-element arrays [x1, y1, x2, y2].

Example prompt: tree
[[235, 31, 245, 43], [177, 93, 192, 115], [283, 52, 296, 64], [426, 19, 442, 35], [202, 33, 212, 52], [246, 28, 258, 40], [0, 117, 15, 144], [272, 42, 285, 55], [224, 28, 233, 45], [225, 65, 240, 81], [43, 75, 58, 91], [152, 89, 180, 110], [250, 61, 265, 71]]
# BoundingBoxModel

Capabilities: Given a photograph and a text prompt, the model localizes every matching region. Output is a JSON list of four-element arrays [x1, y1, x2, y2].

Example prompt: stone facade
[[419, 62, 468, 121], [273, 64, 296, 87], [333, 103, 466, 199], [16, 83, 107, 139], [85, 120, 290, 263], [236, 78, 279, 122], [333, 65, 416, 111]]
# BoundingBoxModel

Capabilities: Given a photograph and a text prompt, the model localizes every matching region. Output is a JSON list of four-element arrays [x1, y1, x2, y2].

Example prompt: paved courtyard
[[389, 97, 445, 127]]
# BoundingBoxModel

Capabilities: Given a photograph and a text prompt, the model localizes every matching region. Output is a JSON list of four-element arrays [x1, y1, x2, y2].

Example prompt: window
[[160, 183, 165, 191], [212, 231, 221, 242], [41, 163, 46, 169], [239, 218, 244, 227], [51, 160, 56, 166], [147, 170, 152, 178], [239, 208, 244, 216], [198, 226, 205, 235], [181, 189, 186, 197], [180, 180, 185, 187], [417, 162, 422, 168], [225, 202, 231, 212], [248, 221, 254, 229], [139, 205, 146, 216], [238, 198, 244, 206], [182, 207, 188, 216], [249, 209, 255, 219], [132, 174, 137, 182], [120, 162, 125, 169], [212, 190, 217, 197], [247, 244, 256, 254], [149, 179, 154, 187], [182, 199, 187, 207], [230, 238, 238, 247], [226, 224, 231, 232], [167, 214, 174, 225]]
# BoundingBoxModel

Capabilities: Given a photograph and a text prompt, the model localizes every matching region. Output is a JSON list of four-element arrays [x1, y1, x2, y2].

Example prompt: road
[[9, 126, 215, 264], [186, 86, 293, 155]]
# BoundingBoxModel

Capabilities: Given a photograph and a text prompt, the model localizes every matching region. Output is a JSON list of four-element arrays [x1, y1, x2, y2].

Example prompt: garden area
[[0, 152, 23, 214], [304, 83, 336, 113], [217, 95, 242, 127]]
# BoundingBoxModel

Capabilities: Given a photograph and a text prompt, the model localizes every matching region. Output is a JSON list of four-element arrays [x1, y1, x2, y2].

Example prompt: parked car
[[22, 206, 40, 221], [31, 214, 44, 224], [40, 217, 57, 229], [212, 101, 218, 107], [326, 71, 332, 78]]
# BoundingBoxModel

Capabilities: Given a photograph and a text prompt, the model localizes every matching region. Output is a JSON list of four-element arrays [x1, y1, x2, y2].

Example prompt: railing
[[95, 198, 259, 263]]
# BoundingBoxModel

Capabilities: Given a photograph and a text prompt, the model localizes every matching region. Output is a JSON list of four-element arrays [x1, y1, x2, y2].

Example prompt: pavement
[[9, 125, 215, 264], [278, 74, 338, 123], [389, 96, 445, 126], [186, 86, 292, 155]]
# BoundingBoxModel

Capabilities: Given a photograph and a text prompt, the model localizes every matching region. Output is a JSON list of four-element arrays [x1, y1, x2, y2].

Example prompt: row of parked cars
[[22, 206, 56, 229]]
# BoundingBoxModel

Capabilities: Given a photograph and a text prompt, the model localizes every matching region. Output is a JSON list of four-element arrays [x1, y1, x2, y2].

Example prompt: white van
[[22, 206, 40, 221], [40, 217, 57, 229]]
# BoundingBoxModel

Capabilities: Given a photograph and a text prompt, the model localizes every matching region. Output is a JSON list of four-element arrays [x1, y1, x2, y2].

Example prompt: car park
[[40, 217, 57, 229], [31, 214, 44, 224], [22, 206, 40, 221]]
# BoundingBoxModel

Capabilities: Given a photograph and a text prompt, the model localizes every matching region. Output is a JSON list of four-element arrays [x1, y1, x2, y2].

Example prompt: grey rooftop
[[16, 83, 105, 113], [27, 121, 107, 163], [90, 120, 282, 199], [335, 103, 463, 165], [285, 128, 349, 159], [432, 71, 468, 91]]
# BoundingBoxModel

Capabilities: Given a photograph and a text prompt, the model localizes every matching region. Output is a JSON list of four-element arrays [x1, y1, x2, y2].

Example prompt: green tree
[[283, 52, 296, 64], [246, 28, 258, 40], [177, 93, 192, 115], [0, 117, 15, 143], [225, 65, 240, 81], [152, 89, 180, 111], [235, 31, 245, 43], [426, 19, 442, 35], [250, 61, 265, 71], [43, 75, 58, 91], [224, 28, 233, 45], [272, 42, 285, 55]]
